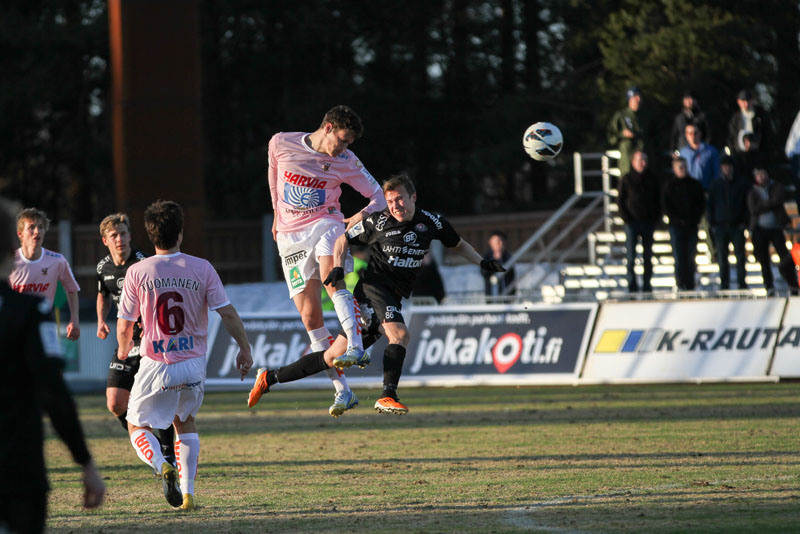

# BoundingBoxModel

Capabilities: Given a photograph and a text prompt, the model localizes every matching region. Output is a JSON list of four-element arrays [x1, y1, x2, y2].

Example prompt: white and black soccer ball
[[522, 122, 563, 161]]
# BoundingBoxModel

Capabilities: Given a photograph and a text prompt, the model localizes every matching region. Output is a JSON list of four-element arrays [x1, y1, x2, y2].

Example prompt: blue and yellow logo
[[595, 329, 662, 353]]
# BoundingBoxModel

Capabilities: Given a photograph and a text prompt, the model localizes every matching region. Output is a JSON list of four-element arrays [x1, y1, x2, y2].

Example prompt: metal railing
[[489, 151, 617, 295]]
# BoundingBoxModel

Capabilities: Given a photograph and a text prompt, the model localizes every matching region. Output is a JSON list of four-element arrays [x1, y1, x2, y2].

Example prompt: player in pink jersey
[[9, 208, 80, 340], [117, 200, 252, 511], [268, 105, 386, 417]]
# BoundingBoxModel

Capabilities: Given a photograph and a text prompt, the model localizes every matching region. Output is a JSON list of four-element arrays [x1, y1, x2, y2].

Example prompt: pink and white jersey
[[9, 248, 80, 306], [268, 131, 385, 233], [118, 252, 230, 365]]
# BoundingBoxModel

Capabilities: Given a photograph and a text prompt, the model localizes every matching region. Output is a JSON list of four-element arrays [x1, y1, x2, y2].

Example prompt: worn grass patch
[[44, 384, 800, 533]]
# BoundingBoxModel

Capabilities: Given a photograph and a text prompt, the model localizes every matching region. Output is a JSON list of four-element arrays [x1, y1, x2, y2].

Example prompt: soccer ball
[[522, 122, 563, 161]]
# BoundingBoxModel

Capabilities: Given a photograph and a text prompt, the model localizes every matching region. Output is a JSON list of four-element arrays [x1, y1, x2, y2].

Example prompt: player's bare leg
[[128, 422, 182, 508], [319, 254, 365, 363], [292, 281, 357, 416], [374, 321, 411, 415], [248, 335, 349, 408], [109, 387, 175, 464]]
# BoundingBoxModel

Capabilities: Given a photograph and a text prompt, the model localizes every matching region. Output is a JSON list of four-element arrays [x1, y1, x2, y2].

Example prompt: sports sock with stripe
[[176, 433, 200, 496]]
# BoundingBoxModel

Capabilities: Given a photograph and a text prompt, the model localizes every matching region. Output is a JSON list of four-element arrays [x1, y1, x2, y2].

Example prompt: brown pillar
[[108, 0, 206, 256]]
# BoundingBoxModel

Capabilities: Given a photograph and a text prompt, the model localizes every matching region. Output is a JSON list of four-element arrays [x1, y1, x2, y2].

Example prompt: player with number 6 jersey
[[117, 200, 252, 510]]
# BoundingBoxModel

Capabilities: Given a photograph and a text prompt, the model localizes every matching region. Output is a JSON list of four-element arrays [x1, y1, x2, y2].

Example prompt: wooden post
[[108, 0, 206, 256]]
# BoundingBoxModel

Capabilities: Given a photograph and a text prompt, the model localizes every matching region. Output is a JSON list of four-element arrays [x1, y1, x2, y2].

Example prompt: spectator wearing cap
[[747, 168, 798, 292], [707, 156, 750, 289], [607, 86, 650, 176], [670, 91, 711, 152], [617, 150, 660, 292], [727, 89, 767, 154], [784, 109, 800, 208], [663, 157, 705, 290], [678, 123, 720, 190]]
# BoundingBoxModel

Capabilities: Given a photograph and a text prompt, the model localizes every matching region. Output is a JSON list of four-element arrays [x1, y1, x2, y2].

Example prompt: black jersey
[[347, 208, 460, 298], [97, 249, 147, 341], [0, 282, 91, 495]]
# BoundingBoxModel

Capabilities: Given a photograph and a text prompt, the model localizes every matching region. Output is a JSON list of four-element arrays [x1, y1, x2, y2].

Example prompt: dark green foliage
[[1, 1, 798, 219]]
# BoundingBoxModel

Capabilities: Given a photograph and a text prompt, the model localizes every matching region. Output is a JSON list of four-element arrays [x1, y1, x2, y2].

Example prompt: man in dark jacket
[[618, 150, 660, 292], [481, 231, 516, 296], [727, 89, 768, 155], [663, 157, 706, 290], [670, 91, 711, 152], [707, 156, 750, 289], [747, 168, 797, 292]]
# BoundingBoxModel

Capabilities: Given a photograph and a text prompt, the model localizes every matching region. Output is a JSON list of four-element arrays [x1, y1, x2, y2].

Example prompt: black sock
[[117, 412, 128, 431], [275, 350, 328, 384], [156, 426, 176, 462], [382, 344, 406, 398]]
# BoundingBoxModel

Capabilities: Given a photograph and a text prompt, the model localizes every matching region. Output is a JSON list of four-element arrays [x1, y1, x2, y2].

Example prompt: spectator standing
[[727, 90, 766, 154], [785, 109, 800, 207], [607, 87, 649, 176], [747, 168, 798, 292], [617, 150, 661, 292], [678, 124, 720, 191], [707, 156, 750, 289], [663, 158, 705, 290], [481, 231, 516, 296], [733, 132, 765, 184], [670, 91, 711, 152]]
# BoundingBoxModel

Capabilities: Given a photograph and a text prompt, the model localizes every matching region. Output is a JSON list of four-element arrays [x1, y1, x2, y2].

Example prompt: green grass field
[[44, 383, 799, 533]]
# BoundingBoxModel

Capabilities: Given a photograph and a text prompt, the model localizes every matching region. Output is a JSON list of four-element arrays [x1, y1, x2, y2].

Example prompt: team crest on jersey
[[284, 184, 326, 210], [321, 162, 331, 171], [41, 267, 48, 275], [289, 266, 304, 289], [403, 232, 417, 245], [415, 223, 427, 232]]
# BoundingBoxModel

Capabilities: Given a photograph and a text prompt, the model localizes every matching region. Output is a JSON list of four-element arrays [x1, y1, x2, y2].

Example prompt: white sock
[[176, 433, 200, 496], [307, 327, 349, 393], [130, 429, 166, 473], [331, 290, 363, 350]]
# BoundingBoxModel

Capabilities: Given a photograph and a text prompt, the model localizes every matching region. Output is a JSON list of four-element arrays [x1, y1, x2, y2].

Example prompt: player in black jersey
[[247, 175, 505, 414], [96, 213, 175, 464]]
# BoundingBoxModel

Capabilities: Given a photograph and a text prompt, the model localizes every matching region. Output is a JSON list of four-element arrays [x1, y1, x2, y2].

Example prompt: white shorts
[[277, 218, 352, 298], [127, 356, 206, 430]]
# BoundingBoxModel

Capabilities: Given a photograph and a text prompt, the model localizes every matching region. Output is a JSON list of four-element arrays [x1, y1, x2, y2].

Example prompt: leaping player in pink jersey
[[267, 105, 386, 417], [117, 200, 252, 511], [9, 208, 80, 340]]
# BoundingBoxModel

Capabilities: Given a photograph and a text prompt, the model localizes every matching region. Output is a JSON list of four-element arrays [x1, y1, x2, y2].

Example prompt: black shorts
[[354, 280, 405, 349], [106, 348, 141, 390]]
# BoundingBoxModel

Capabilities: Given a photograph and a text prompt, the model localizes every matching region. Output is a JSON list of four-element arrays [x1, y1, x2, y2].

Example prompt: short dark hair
[[321, 105, 364, 139], [672, 157, 688, 168], [144, 200, 183, 249], [383, 174, 416, 196], [489, 230, 508, 241]]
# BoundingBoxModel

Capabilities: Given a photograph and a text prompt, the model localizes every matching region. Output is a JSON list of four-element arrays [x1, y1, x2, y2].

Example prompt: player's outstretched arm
[[96, 293, 111, 339], [451, 238, 506, 272], [216, 304, 253, 380], [116, 318, 135, 360], [82, 459, 106, 509], [323, 233, 350, 287], [66, 291, 81, 340]]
